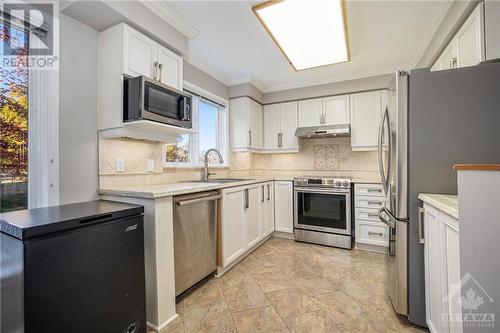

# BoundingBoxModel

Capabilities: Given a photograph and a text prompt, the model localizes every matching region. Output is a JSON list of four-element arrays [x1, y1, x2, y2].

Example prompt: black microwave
[[123, 76, 192, 129]]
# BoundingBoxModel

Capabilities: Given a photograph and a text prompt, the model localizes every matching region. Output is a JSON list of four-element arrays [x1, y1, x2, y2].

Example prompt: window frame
[[162, 81, 229, 169]]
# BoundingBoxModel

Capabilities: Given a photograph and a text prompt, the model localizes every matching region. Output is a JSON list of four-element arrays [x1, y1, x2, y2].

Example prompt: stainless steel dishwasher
[[173, 190, 221, 296]]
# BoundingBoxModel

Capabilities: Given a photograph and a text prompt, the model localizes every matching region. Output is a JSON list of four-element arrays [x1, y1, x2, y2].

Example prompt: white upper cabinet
[[298, 98, 323, 127], [97, 23, 185, 141], [121, 24, 183, 90], [350, 90, 384, 151], [157, 45, 183, 90], [322, 95, 350, 125], [431, 3, 484, 71], [263, 101, 299, 152], [229, 97, 263, 151], [122, 25, 157, 78]]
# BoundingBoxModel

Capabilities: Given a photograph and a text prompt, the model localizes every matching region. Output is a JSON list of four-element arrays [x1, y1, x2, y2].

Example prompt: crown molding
[[187, 55, 232, 86], [140, 0, 199, 39]]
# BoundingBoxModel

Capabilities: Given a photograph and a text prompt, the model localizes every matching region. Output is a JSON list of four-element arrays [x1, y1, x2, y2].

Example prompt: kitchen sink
[[186, 178, 253, 183]]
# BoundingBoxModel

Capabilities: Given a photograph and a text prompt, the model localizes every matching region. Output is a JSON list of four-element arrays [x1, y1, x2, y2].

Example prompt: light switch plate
[[147, 159, 155, 172], [116, 158, 125, 172]]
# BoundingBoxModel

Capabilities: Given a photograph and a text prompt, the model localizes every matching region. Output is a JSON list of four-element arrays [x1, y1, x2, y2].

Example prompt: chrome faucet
[[203, 148, 224, 181]]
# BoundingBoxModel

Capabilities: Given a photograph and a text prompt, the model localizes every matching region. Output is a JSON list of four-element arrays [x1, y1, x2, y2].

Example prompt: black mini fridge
[[0, 200, 147, 333]]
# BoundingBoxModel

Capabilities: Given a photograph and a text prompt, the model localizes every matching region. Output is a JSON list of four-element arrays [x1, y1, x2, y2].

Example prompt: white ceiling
[[166, 1, 451, 93]]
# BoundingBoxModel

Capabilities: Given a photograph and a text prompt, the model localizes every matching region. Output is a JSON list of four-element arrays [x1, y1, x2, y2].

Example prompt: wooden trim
[[453, 164, 500, 171], [252, 0, 350, 71]]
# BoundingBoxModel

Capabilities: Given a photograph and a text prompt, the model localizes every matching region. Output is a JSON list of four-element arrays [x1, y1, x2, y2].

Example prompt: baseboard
[[147, 313, 178, 332], [272, 231, 294, 240], [355, 242, 389, 254]]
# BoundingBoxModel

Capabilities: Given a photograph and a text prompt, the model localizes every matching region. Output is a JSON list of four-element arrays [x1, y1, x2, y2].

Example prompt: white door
[[424, 206, 445, 333], [280, 101, 299, 150], [263, 104, 280, 149], [248, 98, 262, 149], [298, 98, 322, 127], [244, 185, 261, 249], [222, 188, 245, 267], [456, 3, 484, 68], [350, 91, 382, 150], [274, 181, 293, 233], [322, 95, 350, 125], [157, 45, 183, 90], [265, 182, 275, 236], [122, 25, 157, 78], [229, 97, 248, 149]]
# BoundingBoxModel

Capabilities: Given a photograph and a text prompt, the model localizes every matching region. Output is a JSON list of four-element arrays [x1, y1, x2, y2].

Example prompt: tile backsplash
[[99, 137, 380, 188]]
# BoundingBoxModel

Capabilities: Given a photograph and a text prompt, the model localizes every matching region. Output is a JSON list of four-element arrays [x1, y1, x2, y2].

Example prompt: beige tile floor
[[150, 237, 427, 333]]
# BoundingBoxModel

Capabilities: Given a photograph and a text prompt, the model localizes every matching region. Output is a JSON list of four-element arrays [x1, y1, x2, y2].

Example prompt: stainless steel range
[[293, 176, 352, 249]]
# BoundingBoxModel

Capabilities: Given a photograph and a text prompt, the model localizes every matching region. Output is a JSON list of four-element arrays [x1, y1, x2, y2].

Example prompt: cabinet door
[[439, 42, 458, 70], [456, 3, 484, 68], [274, 181, 293, 233], [298, 98, 322, 127], [322, 95, 350, 125], [157, 45, 183, 90], [229, 97, 249, 149], [263, 104, 280, 149], [122, 25, 157, 78], [265, 182, 275, 236], [350, 91, 382, 150], [424, 206, 445, 333], [244, 185, 261, 249], [248, 98, 263, 149], [221, 188, 245, 267], [280, 101, 299, 150]]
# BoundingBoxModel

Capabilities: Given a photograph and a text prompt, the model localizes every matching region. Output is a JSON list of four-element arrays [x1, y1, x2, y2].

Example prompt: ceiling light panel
[[253, 0, 350, 71]]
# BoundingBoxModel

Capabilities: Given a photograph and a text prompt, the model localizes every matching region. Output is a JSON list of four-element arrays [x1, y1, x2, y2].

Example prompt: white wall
[[59, 14, 99, 204]]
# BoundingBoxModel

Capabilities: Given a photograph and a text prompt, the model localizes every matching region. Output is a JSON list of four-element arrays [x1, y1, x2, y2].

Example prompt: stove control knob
[[335, 179, 342, 187], [342, 180, 349, 188]]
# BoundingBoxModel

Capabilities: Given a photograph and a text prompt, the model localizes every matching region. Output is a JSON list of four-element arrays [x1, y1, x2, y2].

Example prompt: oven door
[[141, 77, 191, 128], [294, 187, 351, 235]]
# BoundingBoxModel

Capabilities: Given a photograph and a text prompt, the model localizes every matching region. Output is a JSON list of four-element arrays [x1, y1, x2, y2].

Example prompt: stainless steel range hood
[[295, 124, 350, 138]]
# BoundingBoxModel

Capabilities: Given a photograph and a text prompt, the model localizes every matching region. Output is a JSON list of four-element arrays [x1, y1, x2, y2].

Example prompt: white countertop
[[418, 193, 459, 219], [99, 177, 381, 199]]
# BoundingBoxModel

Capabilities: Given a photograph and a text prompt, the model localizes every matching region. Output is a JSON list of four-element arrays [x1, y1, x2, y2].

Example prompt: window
[[165, 86, 228, 167], [0, 21, 29, 212]]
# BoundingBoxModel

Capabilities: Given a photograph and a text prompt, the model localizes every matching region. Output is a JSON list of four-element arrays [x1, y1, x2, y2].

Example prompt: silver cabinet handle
[[261, 186, 265, 203], [367, 188, 382, 193], [267, 184, 270, 201], [248, 130, 252, 147], [367, 200, 383, 206], [244, 189, 249, 209], [176, 194, 221, 206], [278, 133, 283, 148], [418, 207, 425, 244], [158, 63, 163, 82], [367, 213, 379, 218], [368, 231, 384, 237], [452, 57, 457, 68], [153, 61, 159, 81]]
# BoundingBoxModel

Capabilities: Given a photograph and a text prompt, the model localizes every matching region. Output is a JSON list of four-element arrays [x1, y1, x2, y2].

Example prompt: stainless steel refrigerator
[[377, 61, 500, 327]]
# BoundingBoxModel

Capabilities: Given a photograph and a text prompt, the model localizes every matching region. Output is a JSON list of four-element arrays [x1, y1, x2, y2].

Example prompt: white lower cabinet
[[423, 203, 461, 333], [354, 183, 389, 250], [274, 181, 294, 233], [221, 181, 277, 268]]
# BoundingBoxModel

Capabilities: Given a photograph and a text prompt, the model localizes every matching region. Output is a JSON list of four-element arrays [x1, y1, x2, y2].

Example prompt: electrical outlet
[[147, 159, 155, 172], [116, 158, 125, 172]]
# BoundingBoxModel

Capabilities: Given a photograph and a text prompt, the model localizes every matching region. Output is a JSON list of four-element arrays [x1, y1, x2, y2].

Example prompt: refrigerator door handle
[[378, 107, 392, 194], [378, 207, 395, 228]]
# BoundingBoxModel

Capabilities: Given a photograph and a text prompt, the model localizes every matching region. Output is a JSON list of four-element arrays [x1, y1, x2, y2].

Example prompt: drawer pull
[[367, 188, 382, 193], [368, 231, 384, 237], [367, 200, 383, 206], [367, 213, 379, 218]]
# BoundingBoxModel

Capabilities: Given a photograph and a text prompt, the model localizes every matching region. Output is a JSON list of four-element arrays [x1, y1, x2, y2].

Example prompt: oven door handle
[[294, 187, 350, 195]]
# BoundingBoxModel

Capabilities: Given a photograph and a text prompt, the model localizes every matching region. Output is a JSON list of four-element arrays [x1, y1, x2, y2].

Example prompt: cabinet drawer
[[355, 207, 383, 223], [355, 196, 387, 209], [354, 183, 385, 197], [357, 222, 389, 247]]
